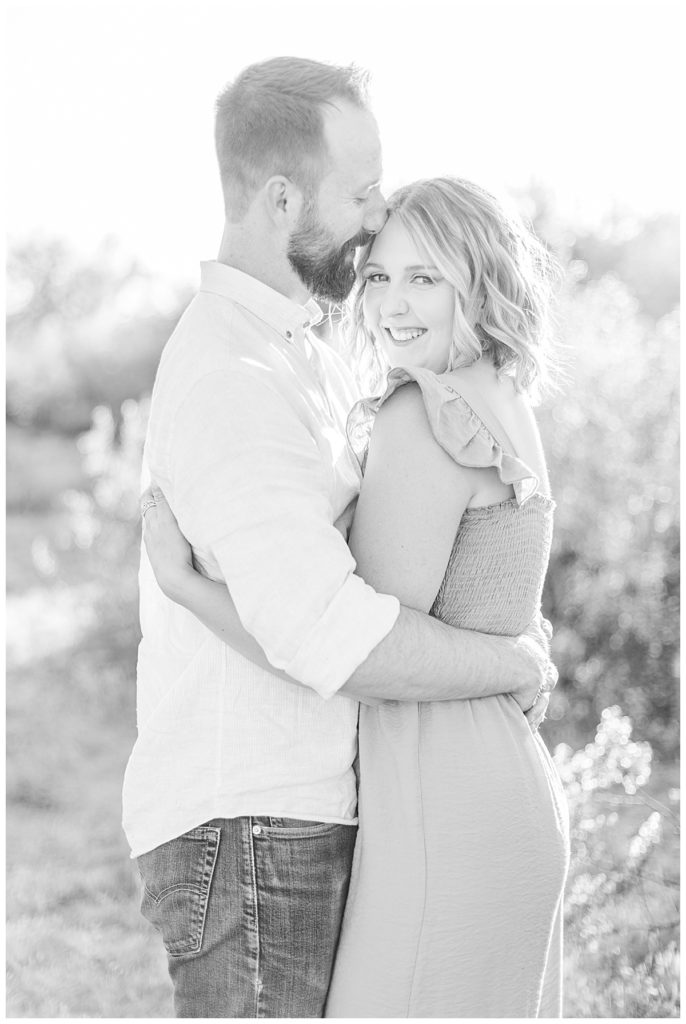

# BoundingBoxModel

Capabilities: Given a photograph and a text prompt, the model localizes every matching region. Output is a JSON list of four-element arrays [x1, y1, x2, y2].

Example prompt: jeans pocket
[[137, 825, 220, 957], [252, 816, 343, 839]]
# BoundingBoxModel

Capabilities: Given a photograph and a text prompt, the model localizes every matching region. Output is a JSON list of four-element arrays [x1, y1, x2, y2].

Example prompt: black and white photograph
[[5, 0, 680, 1017]]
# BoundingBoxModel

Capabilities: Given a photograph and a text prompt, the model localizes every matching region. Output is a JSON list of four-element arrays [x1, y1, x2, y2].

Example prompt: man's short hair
[[215, 57, 370, 220]]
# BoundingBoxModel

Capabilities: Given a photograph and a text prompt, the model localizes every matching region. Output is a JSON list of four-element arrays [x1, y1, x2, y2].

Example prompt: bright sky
[[6, 0, 681, 283]]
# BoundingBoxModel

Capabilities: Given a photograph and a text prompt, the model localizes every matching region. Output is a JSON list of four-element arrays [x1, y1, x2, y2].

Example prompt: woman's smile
[[382, 325, 429, 344]]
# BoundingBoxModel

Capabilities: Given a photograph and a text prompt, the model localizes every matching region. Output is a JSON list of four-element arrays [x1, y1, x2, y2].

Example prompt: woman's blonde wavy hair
[[348, 176, 560, 401]]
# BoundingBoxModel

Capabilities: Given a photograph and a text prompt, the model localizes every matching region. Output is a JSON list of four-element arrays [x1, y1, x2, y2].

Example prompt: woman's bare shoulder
[[371, 379, 472, 483], [373, 380, 443, 454]]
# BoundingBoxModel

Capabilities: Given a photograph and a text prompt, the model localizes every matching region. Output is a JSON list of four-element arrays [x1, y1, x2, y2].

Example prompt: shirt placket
[[287, 324, 336, 424]]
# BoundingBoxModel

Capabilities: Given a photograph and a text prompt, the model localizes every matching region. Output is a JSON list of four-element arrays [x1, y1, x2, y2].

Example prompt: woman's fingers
[[140, 481, 192, 576], [140, 483, 175, 530], [140, 486, 158, 530], [148, 483, 180, 528]]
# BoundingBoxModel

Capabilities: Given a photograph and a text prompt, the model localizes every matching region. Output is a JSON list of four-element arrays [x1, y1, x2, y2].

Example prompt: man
[[123, 57, 552, 1018]]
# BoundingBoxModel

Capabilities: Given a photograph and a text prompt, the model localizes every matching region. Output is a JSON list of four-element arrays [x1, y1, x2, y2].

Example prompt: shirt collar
[[199, 261, 323, 342]]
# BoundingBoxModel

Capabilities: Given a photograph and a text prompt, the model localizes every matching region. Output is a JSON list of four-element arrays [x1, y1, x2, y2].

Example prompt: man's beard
[[287, 204, 374, 305]]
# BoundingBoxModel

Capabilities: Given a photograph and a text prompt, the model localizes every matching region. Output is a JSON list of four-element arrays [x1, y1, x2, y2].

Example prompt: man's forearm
[[165, 566, 543, 709], [340, 605, 540, 706]]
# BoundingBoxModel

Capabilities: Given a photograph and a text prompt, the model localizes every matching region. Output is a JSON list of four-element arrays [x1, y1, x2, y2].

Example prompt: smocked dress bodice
[[349, 364, 554, 635]]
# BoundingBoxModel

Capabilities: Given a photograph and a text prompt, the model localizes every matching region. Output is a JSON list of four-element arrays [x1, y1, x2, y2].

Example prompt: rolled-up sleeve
[[172, 368, 400, 699]]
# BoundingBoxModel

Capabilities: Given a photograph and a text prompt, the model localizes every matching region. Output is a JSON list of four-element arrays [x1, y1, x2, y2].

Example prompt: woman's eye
[[364, 273, 388, 285], [412, 274, 435, 285], [353, 196, 368, 206]]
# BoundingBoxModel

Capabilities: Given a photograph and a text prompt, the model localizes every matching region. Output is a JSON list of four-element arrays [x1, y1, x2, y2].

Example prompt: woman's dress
[[325, 367, 570, 1019]]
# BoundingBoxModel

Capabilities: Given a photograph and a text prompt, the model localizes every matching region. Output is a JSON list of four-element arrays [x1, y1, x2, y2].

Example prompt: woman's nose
[[380, 288, 410, 318]]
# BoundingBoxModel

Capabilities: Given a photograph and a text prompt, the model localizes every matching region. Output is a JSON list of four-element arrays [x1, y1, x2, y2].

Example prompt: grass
[[6, 453, 175, 1017], [6, 634, 174, 1017]]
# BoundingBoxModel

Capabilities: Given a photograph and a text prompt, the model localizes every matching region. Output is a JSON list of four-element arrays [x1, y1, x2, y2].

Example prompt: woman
[[143, 177, 569, 1017]]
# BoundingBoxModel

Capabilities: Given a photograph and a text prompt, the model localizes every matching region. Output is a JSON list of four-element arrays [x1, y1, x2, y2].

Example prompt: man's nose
[[363, 188, 388, 234]]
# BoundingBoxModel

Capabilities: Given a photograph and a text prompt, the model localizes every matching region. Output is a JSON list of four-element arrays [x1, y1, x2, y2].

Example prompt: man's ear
[[263, 175, 304, 229]]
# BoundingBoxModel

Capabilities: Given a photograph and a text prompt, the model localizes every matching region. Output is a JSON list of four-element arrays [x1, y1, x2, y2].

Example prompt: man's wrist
[[509, 636, 545, 708]]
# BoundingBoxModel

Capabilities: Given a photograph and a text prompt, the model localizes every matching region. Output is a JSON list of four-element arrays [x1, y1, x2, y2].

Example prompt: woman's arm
[[342, 384, 552, 724], [349, 383, 475, 612]]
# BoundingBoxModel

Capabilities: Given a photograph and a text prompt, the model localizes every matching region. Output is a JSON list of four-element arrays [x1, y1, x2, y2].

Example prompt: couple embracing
[[123, 56, 569, 1019]]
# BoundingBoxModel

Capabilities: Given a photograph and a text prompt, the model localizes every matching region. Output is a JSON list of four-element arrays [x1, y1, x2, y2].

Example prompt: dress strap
[[347, 365, 540, 505]]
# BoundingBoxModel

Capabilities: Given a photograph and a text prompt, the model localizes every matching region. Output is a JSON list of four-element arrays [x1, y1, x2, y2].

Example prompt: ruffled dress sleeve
[[346, 365, 540, 505]]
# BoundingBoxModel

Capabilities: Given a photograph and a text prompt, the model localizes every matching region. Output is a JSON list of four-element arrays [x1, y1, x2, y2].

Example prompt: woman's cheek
[[362, 288, 374, 325], [362, 291, 381, 340]]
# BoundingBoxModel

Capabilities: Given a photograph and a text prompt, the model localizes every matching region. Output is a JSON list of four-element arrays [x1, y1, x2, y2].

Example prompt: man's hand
[[510, 614, 558, 732], [525, 689, 551, 733]]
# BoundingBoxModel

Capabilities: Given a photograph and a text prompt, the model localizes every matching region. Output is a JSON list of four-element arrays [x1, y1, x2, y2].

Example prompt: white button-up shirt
[[122, 261, 400, 857]]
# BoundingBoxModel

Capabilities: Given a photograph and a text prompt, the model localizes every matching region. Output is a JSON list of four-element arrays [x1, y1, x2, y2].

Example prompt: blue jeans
[[136, 816, 356, 1017]]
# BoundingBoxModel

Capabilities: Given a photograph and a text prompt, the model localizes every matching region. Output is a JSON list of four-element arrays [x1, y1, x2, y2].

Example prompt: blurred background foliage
[[6, 195, 680, 1017]]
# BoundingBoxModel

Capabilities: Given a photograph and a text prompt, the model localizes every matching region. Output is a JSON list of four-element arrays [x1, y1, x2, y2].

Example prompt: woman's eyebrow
[[362, 262, 441, 273]]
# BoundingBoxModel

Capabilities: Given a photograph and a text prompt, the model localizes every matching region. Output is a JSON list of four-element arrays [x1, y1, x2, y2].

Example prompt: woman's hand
[[141, 484, 196, 602]]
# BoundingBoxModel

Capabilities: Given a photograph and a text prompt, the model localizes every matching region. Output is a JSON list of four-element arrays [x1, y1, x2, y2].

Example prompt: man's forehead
[[326, 159, 382, 197], [322, 101, 382, 172]]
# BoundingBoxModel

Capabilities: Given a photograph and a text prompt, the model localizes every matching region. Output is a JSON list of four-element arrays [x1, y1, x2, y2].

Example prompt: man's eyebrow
[[354, 175, 383, 194]]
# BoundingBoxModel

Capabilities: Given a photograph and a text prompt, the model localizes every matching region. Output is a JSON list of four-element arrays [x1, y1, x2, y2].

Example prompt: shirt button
[[285, 330, 293, 341], [252, 825, 262, 836]]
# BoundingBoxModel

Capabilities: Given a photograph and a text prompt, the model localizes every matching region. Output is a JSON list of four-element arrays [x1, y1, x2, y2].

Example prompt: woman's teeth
[[384, 327, 427, 343]]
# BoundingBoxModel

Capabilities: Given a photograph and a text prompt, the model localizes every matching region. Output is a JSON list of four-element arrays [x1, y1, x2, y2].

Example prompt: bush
[[6, 238, 188, 433], [556, 707, 679, 1016], [539, 276, 679, 757], [55, 397, 149, 660]]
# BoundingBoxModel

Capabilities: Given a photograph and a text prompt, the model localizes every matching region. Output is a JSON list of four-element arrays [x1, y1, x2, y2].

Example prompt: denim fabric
[[137, 816, 356, 1018]]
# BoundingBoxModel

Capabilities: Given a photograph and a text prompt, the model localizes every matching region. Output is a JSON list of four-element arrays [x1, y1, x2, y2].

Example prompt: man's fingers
[[543, 661, 559, 694], [525, 691, 550, 732]]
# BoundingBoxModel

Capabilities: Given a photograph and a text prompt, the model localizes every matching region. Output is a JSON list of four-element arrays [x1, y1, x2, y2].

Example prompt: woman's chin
[[384, 350, 422, 370], [386, 355, 448, 374]]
